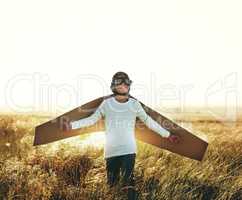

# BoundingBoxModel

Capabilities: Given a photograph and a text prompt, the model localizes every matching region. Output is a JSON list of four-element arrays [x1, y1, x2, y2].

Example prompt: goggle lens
[[113, 78, 132, 86]]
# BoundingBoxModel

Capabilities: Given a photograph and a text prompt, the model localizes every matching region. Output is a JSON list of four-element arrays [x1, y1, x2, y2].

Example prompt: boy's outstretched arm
[[136, 101, 170, 137], [136, 101, 180, 143], [71, 100, 105, 130], [60, 100, 105, 132]]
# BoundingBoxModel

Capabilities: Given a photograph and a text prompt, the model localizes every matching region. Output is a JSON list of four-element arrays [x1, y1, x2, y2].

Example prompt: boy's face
[[115, 82, 129, 94]]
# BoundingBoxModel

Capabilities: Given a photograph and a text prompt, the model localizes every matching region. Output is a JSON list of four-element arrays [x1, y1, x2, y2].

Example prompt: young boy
[[63, 71, 179, 199]]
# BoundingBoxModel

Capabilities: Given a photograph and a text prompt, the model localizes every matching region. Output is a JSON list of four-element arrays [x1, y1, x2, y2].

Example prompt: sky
[[0, 0, 241, 115]]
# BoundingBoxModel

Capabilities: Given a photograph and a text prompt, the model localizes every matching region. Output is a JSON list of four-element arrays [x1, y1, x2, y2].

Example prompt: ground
[[0, 109, 241, 200]]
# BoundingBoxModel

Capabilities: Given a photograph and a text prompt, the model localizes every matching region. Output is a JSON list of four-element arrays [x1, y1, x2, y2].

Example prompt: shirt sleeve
[[136, 100, 170, 138], [70, 100, 105, 130]]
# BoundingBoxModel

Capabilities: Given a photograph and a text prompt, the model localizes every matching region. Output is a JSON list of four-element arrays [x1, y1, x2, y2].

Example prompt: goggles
[[112, 78, 132, 86]]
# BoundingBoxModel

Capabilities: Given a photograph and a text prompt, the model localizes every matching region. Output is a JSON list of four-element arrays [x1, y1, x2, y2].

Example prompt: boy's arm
[[70, 100, 105, 130], [136, 101, 170, 138]]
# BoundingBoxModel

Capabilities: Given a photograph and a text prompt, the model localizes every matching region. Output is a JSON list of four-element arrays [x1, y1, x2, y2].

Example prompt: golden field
[[0, 109, 241, 200]]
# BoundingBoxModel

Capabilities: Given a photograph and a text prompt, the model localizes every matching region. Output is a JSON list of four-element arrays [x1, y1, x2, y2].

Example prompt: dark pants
[[105, 153, 136, 199]]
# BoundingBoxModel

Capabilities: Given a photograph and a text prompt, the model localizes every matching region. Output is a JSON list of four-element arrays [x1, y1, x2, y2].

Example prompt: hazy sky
[[0, 0, 241, 114]]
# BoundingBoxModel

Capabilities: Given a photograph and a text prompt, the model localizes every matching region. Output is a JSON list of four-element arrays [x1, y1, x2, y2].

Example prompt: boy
[[62, 71, 179, 199]]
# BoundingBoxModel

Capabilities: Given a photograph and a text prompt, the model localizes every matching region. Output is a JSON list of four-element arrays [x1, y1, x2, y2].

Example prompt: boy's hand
[[59, 117, 72, 132], [167, 134, 180, 144]]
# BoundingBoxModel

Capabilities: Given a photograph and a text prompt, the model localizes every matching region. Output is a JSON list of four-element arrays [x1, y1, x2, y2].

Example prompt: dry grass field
[[0, 109, 241, 200]]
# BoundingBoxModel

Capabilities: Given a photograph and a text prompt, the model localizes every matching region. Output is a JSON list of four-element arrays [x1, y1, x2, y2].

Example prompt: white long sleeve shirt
[[70, 96, 170, 159]]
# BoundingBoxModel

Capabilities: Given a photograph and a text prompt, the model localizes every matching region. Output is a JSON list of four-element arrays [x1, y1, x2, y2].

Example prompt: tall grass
[[0, 112, 241, 200]]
